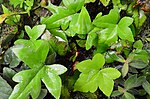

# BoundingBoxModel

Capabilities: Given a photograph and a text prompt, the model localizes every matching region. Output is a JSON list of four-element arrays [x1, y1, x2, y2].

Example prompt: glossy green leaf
[[42, 68, 61, 99], [111, 90, 123, 97], [118, 17, 134, 42], [76, 53, 105, 73], [12, 40, 49, 68], [93, 8, 134, 45], [129, 60, 148, 69], [98, 72, 114, 96], [9, 68, 41, 99], [98, 26, 118, 45], [75, 53, 121, 96], [47, 64, 67, 75], [74, 70, 100, 93], [105, 51, 125, 63], [0, 76, 12, 99], [25, 25, 46, 40], [92, 53, 105, 69], [122, 63, 129, 78], [100, 68, 121, 80], [86, 27, 99, 50], [62, 0, 85, 12], [9, 64, 66, 99], [128, 50, 149, 69], [76, 59, 93, 73], [142, 80, 150, 95], [69, 6, 92, 35], [93, 8, 119, 28], [41, 0, 84, 29]]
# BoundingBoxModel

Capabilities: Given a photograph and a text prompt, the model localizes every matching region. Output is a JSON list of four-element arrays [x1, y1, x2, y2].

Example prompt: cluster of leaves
[[0, 0, 150, 99]]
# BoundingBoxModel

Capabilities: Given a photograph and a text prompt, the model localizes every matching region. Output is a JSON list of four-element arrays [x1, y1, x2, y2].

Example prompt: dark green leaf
[[37, 89, 47, 99], [3, 67, 16, 79], [142, 80, 150, 95], [0, 76, 12, 99], [111, 90, 123, 97], [123, 92, 135, 99], [124, 75, 137, 90], [4, 48, 20, 68], [129, 59, 148, 69]]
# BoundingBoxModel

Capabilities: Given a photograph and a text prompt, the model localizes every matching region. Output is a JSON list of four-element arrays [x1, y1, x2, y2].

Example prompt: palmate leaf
[[9, 65, 67, 99], [74, 53, 121, 97], [41, 0, 84, 29], [93, 8, 134, 46], [11, 24, 67, 99]]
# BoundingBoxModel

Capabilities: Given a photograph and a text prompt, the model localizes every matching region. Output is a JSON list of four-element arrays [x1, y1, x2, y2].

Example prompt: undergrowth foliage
[[0, 0, 150, 99]]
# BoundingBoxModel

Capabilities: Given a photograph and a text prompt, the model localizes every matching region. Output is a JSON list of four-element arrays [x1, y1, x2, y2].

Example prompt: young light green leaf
[[10, 0, 24, 7], [85, 0, 96, 3], [47, 64, 67, 75], [76, 53, 105, 73], [93, 8, 119, 28], [0, 76, 12, 99], [100, 0, 110, 6], [92, 53, 105, 69], [100, 68, 121, 80], [76, 59, 93, 73], [25, 25, 46, 40], [75, 53, 121, 97], [118, 17, 134, 42], [98, 73, 114, 96], [133, 40, 143, 49], [74, 70, 100, 93]]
